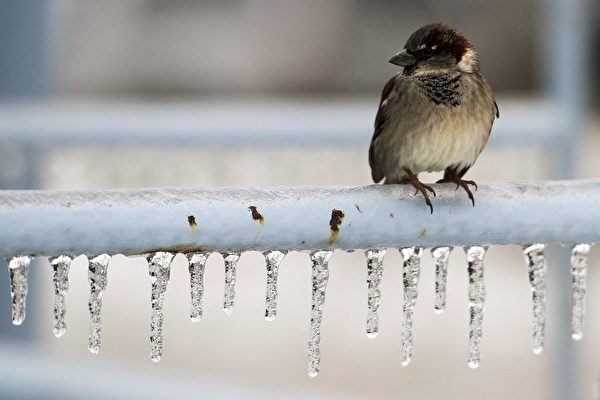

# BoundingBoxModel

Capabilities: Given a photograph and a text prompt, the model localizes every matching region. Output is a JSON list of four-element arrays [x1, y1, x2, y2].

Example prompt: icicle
[[49, 255, 72, 338], [7, 256, 32, 325], [222, 252, 240, 316], [264, 250, 286, 321], [308, 250, 333, 377], [431, 246, 452, 314], [571, 243, 591, 340], [399, 247, 423, 366], [466, 246, 487, 369], [147, 252, 174, 362], [522, 244, 547, 354], [365, 249, 386, 338], [87, 254, 111, 354], [186, 252, 208, 322]]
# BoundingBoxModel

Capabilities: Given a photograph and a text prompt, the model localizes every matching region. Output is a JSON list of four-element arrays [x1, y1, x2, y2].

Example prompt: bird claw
[[437, 176, 478, 206]]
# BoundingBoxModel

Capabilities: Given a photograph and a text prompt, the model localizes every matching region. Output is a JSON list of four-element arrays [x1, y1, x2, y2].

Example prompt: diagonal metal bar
[[0, 180, 598, 257]]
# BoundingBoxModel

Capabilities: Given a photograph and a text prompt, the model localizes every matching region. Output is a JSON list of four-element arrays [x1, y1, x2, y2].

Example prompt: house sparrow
[[369, 23, 498, 213]]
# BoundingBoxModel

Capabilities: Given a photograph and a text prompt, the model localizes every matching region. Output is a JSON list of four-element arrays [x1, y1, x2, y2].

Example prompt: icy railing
[[1, 181, 599, 376]]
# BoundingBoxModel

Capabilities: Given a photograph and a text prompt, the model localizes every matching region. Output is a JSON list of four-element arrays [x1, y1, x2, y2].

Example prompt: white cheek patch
[[457, 48, 477, 72]]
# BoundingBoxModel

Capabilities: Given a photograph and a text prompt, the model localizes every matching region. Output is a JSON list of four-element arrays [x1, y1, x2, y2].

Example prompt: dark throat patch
[[416, 73, 462, 106]]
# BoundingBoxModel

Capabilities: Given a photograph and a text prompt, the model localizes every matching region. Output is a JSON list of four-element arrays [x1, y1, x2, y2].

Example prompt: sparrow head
[[389, 23, 479, 74]]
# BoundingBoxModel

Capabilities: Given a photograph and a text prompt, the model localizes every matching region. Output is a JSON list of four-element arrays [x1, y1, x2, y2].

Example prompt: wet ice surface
[[431, 247, 452, 314], [147, 252, 174, 362], [222, 253, 241, 316], [88, 254, 111, 354], [570, 243, 591, 340], [308, 250, 333, 377], [400, 247, 423, 366], [264, 250, 286, 321], [186, 252, 208, 322], [49, 255, 72, 338], [7, 256, 32, 326], [466, 246, 487, 369], [365, 249, 386, 338], [522, 244, 547, 354]]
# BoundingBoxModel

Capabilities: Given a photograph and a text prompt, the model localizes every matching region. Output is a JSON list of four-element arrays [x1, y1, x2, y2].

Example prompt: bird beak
[[389, 51, 415, 67]]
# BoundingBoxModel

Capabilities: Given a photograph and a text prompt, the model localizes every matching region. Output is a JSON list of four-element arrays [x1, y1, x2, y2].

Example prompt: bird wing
[[369, 74, 400, 183]]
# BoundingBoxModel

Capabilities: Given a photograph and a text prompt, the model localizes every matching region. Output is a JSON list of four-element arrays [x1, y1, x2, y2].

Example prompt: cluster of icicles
[[5, 243, 593, 376]]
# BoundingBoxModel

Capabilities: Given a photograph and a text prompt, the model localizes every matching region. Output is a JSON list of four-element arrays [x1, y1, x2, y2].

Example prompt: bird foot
[[437, 177, 477, 206], [401, 170, 436, 214]]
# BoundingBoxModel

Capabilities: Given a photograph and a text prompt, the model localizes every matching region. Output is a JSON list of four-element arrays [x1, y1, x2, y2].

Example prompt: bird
[[368, 23, 499, 213]]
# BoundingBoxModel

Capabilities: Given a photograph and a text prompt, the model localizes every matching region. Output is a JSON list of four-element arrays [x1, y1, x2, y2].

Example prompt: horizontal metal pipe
[[0, 180, 598, 256]]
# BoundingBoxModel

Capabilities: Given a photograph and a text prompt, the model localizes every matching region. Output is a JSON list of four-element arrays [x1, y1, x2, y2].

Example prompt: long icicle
[[49, 255, 73, 338], [522, 244, 547, 354], [400, 247, 423, 366], [431, 247, 452, 314], [571, 243, 591, 340], [308, 250, 333, 377], [365, 249, 386, 338], [7, 256, 32, 325], [148, 252, 174, 362], [264, 250, 286, 321], [222, 252, 241, 316], [466, 246, 487, 369], [88, 254, 111, 354], [186, 252, 208, 322]]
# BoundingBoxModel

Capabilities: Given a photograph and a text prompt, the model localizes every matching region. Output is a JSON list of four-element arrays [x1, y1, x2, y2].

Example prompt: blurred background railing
[[0, 1, 598, 399]]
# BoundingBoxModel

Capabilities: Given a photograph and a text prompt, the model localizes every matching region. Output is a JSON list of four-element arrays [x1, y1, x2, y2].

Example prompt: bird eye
[[422, 47, 433, 58]]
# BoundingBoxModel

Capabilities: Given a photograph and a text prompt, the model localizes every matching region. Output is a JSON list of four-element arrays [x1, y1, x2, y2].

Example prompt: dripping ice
[[365, 249, 386, 339], [148, 252, 174, 362], [571, 243, 591, 340], [222, 253, 240, 316], [88, 254, 111, 354], [466, 246, 487, 369], [50, 255, 72, 338], [431, 247, 452, 314], [308, 250, 333, 377], [522, 244, 547, 354], [187, 252, 208, 322], [400, 247, 423, 366], [7, 256, 32, 326], [264, 250, 286, 321]]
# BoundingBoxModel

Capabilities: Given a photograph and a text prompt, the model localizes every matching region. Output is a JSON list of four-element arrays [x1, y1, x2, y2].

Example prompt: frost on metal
[[570, 243, 591, 340], [522, 244, 547, 354]]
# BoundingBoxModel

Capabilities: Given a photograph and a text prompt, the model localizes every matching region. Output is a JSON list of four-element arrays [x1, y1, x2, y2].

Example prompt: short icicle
[[7, 256, 33, 325], [308, 250, 333, 377], [399, 246, 423, 366], [571, 243, 591, 340], [465, 246, 487, 369], [431, 247, 452, 314], [186, 252, 208, 322], [147, 252, 175, 362], [365, 249, 386, 338], [88, 254, 111, 354], [49, 255, 73, 338], [222, 253, 241, 316], [264, 250, 286, 321], [522, 244, 547, 354]]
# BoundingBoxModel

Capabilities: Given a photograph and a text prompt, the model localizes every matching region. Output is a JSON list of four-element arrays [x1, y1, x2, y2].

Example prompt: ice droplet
[[186, 252, 208, 322], [522, 244, 547, 354], [466, 246, 487, 369], [431, 247, 452, 314], [147, 252, 174, 362], [49, 255, 72, 337], [399, 247, 423, 366], [7, 255, 32, 325], [87, 254, 111, 354], [365, 249, 386, 339], [222, 253, 240, 316], [264, 250, 286, 321], [570, 243, 591, 341], [308, 250, 333, 378]]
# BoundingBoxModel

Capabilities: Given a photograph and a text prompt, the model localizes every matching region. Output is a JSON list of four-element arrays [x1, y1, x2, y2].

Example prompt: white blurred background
[[1, 1, 600, 399]]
